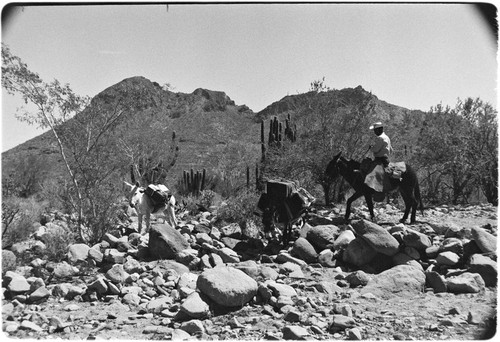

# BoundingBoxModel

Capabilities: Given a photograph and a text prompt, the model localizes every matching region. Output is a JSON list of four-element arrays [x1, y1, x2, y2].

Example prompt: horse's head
[[325, 152, 343, 179], [124, 181, 144, 209]]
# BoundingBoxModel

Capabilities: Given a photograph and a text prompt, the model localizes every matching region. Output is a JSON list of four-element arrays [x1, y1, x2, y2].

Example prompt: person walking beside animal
[[368, 122, 393, 167]]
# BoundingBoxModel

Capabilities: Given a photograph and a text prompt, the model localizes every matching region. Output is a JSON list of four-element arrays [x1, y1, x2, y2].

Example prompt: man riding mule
[[325, 122, 424, 223]]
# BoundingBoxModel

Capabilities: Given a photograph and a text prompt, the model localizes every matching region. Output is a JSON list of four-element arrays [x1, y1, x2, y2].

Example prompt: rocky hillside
[[2, 201, 497, 339], [2, 77, 425, 186]]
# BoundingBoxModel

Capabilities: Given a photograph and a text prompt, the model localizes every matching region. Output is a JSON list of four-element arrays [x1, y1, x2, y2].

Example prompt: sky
[[1, 2, 498, 152]]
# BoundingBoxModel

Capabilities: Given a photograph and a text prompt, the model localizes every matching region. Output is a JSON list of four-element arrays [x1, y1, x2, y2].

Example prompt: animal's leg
[[345, 192, 364, 221], [364, 194, 375, 221], [164, 205, 177, 227], [138, 214, 143, 234], [282, 222, 291, 246], [409, 190, 418, 224], [145, 213, 151, 234], [399, 190, 413, 223]]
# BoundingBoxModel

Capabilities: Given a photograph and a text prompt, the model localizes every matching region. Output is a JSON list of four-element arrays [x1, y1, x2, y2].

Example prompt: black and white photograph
[[1, 1, 497, 340]]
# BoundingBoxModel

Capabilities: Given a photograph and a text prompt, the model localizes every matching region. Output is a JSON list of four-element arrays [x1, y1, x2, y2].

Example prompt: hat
[[369, 122, 383, 130]]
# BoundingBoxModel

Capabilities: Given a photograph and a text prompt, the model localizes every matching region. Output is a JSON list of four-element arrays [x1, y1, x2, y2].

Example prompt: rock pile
[[2, 203, 497, 339]]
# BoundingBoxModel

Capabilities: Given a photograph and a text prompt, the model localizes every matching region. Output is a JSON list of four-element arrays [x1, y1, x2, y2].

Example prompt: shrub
[[2, 196, 48, 248], [216, 190, 260, 228], [42, 225, 78, 262]]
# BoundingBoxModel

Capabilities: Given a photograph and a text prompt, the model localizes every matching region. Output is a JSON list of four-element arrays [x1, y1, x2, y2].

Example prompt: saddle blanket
[[364, 162, 406, 194], [145, 184, 171, 212]]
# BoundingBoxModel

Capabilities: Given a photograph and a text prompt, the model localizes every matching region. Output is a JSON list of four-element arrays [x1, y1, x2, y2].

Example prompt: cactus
[[267, 115, 296, 147], [130, 130, 179, 185], [182, 168, 206, 196]]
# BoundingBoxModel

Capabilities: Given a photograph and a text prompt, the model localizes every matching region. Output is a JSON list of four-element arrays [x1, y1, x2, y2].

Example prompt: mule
[[124, 181, 177, 234], [325, 152, 423, 223]]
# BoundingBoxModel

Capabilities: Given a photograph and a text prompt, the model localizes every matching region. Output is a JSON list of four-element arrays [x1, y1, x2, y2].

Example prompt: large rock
[[471, 227, 496, 255], [446, 272, 486, 293], [291, 237, 318, 263], [180, 292, 210, 319], [361, 265, 426, 298], [343, 237, 377, 266], [266, 281, 297, 298], [5, 271, 30, 294], [306, 225, 340, 251], [402, 229, 432, 250], [106, 264, 130, 284], [351, 220, 400, 256], [333, 229, 356, 251], [425, 271, 447, 293], [149, 223, 189, 259], [197, 266, 258, 307], [67, 243, 90, 264], [467, 254, 497, 287], [52, 261, 79, 278]]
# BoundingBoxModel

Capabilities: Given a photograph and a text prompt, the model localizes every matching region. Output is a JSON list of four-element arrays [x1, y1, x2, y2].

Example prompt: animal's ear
[[123, 181, 133, 189], [135, 182, 140, 187], [333, 151, 342, 161]]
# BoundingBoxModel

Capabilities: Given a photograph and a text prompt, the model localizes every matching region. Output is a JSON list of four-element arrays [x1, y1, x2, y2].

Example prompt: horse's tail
[[414, 178, 424, 216]]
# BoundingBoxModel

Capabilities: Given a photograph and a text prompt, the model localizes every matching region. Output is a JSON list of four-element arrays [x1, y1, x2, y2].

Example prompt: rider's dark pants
[[375, 156, 390, 167]]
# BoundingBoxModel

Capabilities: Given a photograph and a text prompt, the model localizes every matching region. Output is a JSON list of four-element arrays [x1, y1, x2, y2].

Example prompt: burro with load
[[325, 151, 424, 224]]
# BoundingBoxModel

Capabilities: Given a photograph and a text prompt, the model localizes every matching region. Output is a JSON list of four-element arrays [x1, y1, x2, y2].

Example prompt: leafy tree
[[415, 98, 497, 205], [119, 112, 179, 186], [261, 79, 377, 205], [2, 44, 130, 243]]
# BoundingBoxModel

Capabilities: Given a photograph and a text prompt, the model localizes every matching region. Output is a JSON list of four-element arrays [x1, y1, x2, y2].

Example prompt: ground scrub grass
[[216, 190, 260, 228], [2, 196, 48, 248]]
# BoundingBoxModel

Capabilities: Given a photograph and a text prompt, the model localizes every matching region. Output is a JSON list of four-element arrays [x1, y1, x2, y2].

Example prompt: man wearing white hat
[[369, 122, 393, 167]]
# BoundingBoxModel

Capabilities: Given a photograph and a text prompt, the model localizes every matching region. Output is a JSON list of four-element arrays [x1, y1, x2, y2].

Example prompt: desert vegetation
[[1, 43, 497, 264]]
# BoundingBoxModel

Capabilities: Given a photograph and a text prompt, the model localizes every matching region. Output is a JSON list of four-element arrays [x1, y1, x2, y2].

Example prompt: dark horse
[[325, 152, 423, 223]]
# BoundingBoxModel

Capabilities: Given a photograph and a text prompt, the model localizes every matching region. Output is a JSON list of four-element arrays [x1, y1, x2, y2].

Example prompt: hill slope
[[2, 77, 425, 187]]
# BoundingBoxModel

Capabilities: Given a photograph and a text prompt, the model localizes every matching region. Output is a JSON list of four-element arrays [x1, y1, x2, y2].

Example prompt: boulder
[[361, 265, 426, 298], [220, 222, 242, 238], [105, 264, 130, 284], [104, 249, 126, 264], [318, 249, 337, 268], [67, 243, 90, 264], [28, 286, 50, 303], [402, 229, 432, 250], [149, 223, 189, 259], [146, 296, 174, 313], [88, 248, 104, 264], [234, 260, 260, 278], [333, 229, 356, 251], [425, 271, 447, 293], [471, 227, 496, 255], [52, 262, 79, 278], [440, 238, 463, 255], [393, 252, 423, 271], [267, 281, 297, 298], [282, 325, 311, 340], [436, 251, 460, 266], [343, 237, 377, 266], [467, 254, 497, 287], [446, 272, 486, 294], [197, 266, 258, 307], [291, 237, 318, 263], [351, 220, 400, 256], [180, 319, 205, 335], [180, 292, 210, 319], [306, 224, 340, 251], [329, 314, 356, 332], [345, 270, 371, 287], [5, 272, 30, 294]]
